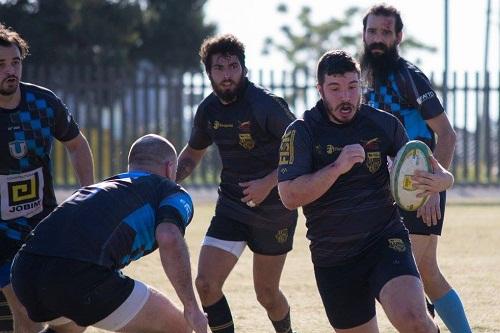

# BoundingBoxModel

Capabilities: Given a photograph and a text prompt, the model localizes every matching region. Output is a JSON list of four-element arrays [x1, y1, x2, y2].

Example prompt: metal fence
[[23, 65, 500, 187]]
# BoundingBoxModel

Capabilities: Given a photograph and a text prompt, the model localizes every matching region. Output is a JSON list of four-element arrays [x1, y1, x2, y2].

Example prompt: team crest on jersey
[[366, 152, 381, 173], [239, 133, 255, 150], [275, 228, 289, 244], [8, 140, 28, 159], [388, 238, 406, 252]]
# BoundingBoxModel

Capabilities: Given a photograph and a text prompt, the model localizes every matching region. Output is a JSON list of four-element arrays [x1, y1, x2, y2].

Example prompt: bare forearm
[[264, 168, 278, 188], [176, 146, 205, 182], [433, 132, 456, 170], [278, 163, 342, 209], [67, 143, 94, 186], [158, 226, 198, 308], [176, 157, 198, 182]]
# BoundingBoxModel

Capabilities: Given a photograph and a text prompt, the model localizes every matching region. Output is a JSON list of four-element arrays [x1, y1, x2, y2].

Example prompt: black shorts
[[400, 191, 446, 235], [314, 230, 420, 329], [206, 213, 296, 255], [11, 252, 134, 326]]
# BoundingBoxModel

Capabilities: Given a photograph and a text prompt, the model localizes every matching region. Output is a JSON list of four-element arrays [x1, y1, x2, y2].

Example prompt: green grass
[[80, 203, 500, 332]]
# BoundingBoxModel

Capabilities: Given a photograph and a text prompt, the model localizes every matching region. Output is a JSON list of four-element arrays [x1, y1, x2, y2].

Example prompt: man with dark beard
[[0, 23, 94, 333], [278, 50, 446, 332], [360, 5, 472, 333], [176, 34, 298, 333]]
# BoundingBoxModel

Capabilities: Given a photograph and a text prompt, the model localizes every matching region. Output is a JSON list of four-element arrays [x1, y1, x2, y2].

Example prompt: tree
[[135, 0, 216, 71], [262, 4, 436, 72], [0, 0, 215, 69]]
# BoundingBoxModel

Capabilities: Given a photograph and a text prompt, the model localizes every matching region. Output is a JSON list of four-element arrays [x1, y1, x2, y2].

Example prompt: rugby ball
[[390, 140, 432, 211]]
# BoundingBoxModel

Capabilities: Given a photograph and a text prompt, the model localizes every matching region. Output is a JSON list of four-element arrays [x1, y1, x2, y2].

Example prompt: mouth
[[339, 104, 353, 114], [4, 77, 18, 84], [221, 81, 234, 88]]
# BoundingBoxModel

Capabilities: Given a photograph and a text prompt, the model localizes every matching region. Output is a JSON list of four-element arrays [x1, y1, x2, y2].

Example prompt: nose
[[5, 64, 16, 75], [340, 90, 350, 101], [372, 32, 383, 43]]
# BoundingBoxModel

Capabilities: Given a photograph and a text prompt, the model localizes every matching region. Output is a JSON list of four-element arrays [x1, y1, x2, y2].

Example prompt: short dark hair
[[362, 4, 403, 34], [317, 50, 360, 85], [199, 34, 246, 72], [0, 23, 29, 59]]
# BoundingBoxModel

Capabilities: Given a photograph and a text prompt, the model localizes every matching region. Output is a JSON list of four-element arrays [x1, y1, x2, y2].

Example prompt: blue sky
[[205, 0, 499, 78]]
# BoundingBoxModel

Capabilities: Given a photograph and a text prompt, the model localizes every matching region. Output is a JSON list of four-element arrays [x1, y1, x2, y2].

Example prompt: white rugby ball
[[390, 140, 432, 211]]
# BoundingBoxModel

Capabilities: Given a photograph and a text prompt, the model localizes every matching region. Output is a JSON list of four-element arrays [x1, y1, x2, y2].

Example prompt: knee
[[395, 308, 436, 333], [255, 286, 280, 310], [195, 274, 219, 299]]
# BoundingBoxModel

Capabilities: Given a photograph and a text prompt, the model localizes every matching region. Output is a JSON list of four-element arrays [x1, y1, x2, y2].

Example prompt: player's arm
[[176, 145, 207, 182], [278, 144, 365, 209], [239, 168, 278, 206], [418, 112, 455, 226], [425, 113, 456, 169], [413, 155, 454, 196], [62, 132, 94, 186], [409, 68, 456, 169], [156, 222, 207, 332]]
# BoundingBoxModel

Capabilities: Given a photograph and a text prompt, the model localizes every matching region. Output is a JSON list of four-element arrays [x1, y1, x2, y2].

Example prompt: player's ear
[[396, 31, 403, 44], [164, 160, 176, 180]]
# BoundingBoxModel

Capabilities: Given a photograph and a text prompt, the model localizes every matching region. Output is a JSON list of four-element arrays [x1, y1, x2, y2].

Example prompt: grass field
[[84, 202, 499, 333]]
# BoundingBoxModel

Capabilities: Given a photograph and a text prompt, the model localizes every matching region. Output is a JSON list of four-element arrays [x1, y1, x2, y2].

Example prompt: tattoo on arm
[[176, 158, 196, 182]]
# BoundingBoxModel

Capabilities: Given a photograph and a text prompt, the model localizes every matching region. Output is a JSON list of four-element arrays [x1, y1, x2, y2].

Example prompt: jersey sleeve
[[388, 116, 409, 158], [157, 188, 194, 235], [255, 95, 296, 140], [52, 94, 80, 142], [277, 120, 314, 182], [188, 104, 213, 150], [406, 66, 445, 120]]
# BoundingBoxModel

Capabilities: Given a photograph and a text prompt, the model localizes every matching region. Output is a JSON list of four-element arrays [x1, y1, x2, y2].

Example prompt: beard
[[323, 99, 360, 124], [360, 42, 400, 86], [210, 74, 246, 104], [0, 76, 19, 96]]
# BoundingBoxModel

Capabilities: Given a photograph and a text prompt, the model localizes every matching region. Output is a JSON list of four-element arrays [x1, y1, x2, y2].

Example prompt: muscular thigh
[[13, 252, 134, 327], [313, 261, 376, 330], [206, 214, 297, 255]]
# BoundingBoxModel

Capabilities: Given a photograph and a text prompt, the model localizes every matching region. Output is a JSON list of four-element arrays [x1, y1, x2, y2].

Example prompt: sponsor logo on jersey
[[8, 140, 28, 159], [326, 145, 342, 154], [0, 168, 44, 220], [416, 91, 435, 105], [238, 121, 251, 132], [361, 137, 380, 150], [212, 120, 233, 130], [279, 130, 295, 165]]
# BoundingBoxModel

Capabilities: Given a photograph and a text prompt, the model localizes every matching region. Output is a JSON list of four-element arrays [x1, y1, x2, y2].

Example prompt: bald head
[[128, 134, 177, 178]]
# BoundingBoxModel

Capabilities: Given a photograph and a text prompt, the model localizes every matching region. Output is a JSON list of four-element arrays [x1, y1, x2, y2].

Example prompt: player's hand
[[333, 144, 366, 175], [416, 192, 441, 227], [184, 306, 208, 333], [239, 176, 274, 206], [412, 155, 453, 196]]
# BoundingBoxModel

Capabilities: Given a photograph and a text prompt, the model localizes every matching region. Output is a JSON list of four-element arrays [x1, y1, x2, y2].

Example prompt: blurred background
[[0, 0, 499, 187]]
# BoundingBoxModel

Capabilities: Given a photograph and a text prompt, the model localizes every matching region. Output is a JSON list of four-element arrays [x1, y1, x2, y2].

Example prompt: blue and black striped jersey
[[0, 82, 80, 243], [21, 172, 194, 270], [363, 57, 444, 151]]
